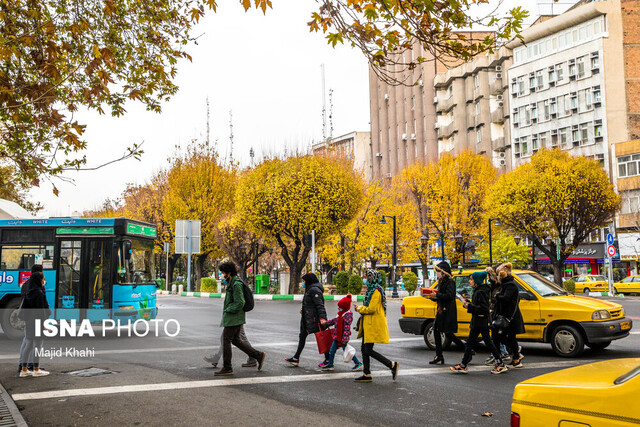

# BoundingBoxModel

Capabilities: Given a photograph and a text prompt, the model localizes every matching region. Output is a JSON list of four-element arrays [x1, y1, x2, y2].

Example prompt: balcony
[[491, 107, 505, 124], [437, 122, 456, 139], [490, 78, 505, 95], [436, 96, 456, 113], [492, 136, 506, 151]]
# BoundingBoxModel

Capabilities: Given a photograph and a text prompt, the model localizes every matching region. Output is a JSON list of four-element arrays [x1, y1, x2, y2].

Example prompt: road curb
[[0, 381, 28, 427], [158, 291, 367, 301]]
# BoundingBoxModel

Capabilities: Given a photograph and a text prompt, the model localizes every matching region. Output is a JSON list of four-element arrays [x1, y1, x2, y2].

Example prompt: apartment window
[[618, 154, 640, 178], [529, 75, 536, 89], [593, 86, 601, 103], [536, 70, 543, 89], [531, 104, 537, 120], [556, 64, 564, 82], [549, 68, 556, 83], [551, 131, 559, 147], [572, 127, 580, 143], [579, 26, 586, 40], [514, 138, 520, 155], [518, 77, 525, 95], [577, 57, 585, 78], [570, 93, 578, 110], [521, 136, 528, 154], [550, 98, 557, 114], [560, 128, 569, 147], [558, 95, 566, 115], [591, 54, 599, 70], [559, 33, 566, 48], [539, 131, 548, 148], [572, 29, 578, 43], [511, 81, 518, 95], [594, 20, 601, 35], [580, 123, 589, 144], [474, 74, 479, 88], [446, 85, 453, 98], [594, 121, 603, 138], [475, 101, 480, 116], [552, 37, 558, 50], [532, 134, 539, 151], [476, 129, 482, 143], [525, 107, 532, 125], [544, 101, 551, 119], [585, 88, 593, 109], [569, 62, 576, 77], [512, 109, 519, 124]]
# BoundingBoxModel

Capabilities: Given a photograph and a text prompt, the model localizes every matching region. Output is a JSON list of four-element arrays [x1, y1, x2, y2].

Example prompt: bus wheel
[[0, 298, 25, 340]]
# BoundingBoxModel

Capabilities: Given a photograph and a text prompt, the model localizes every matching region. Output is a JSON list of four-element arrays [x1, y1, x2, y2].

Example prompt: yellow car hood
[[519, 358, 640, 388], [548, 294, 623, 311]]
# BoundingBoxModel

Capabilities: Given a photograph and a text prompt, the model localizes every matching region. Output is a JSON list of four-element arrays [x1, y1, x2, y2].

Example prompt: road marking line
[[0, 337, 423, 360], [11, 360, 589, 402]]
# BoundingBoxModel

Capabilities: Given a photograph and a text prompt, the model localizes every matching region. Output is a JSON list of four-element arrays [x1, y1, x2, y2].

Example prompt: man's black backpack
[[238, 279, 254, 312]]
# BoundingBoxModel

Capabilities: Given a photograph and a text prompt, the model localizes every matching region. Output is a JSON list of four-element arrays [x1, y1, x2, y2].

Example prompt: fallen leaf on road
[[482, 412, 494, 417]]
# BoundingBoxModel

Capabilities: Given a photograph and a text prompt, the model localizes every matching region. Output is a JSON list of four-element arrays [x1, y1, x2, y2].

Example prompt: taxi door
[[514, 281, 543, 340], [454, 275, 473, 339]]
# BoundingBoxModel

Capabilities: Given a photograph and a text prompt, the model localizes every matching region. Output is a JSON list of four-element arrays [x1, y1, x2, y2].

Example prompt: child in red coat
[[321, 294, 363, 371]]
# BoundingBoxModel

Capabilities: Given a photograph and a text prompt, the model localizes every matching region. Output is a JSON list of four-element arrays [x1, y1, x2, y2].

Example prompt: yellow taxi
[[569, 274, 607, 293], [614, 275, 640, 295], [511, 358, 640, 426], [399, 269, 632, 357]]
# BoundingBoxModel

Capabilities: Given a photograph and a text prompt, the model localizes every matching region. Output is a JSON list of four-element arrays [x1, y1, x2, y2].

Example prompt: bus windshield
[[117, 238, 155, 284]]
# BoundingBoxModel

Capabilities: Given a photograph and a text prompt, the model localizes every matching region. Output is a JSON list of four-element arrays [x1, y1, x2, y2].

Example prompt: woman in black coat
[[427, 261, 465, 364], [18, 271, 51, 377], [492, 263, 525, 368], [285, 273, 329, 367]]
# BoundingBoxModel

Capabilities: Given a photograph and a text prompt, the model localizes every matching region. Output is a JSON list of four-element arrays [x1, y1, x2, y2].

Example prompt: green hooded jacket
[[222, 276, 246, 327]]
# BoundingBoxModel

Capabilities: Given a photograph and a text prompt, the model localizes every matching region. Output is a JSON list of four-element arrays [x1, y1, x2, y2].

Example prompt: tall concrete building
[[311, 131, 372, 180], [433, 46, 513, 170]]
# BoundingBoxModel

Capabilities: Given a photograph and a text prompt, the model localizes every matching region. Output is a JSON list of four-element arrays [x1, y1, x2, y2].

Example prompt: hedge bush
[[348, 274, 364, 295], [333, 271, 349, 294], [563, 279, 576, 294], [201, 278, 218, 293], [402, 272, 419, 295]]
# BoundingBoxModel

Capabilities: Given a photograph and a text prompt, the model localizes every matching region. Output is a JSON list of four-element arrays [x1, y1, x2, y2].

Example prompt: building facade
[[433, 47, 513, 170], [311, 131, 372, 180], [613, 139, 640, 274]]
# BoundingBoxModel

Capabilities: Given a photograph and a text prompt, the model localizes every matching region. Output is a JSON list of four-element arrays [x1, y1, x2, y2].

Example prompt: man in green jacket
[[215, 262, 266, 376]]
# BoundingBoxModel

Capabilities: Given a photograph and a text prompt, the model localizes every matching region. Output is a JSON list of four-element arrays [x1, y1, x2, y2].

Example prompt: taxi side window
[[517, 282, 536, 300], [575, 277, 585, 282], [455, 276, 473, 299]]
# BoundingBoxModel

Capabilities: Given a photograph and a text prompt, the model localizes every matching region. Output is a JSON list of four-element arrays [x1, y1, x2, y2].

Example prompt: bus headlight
[[592, 310, 611, 320]]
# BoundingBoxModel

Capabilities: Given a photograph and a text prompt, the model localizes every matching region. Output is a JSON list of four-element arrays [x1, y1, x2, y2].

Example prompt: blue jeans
[[326, 340, 361, 366]]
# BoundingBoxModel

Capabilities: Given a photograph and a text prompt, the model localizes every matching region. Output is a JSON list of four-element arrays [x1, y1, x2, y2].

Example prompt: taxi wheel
[[424, 322, 450, 350], [583, 287, 590, 293], [551, 325, 584, 357]]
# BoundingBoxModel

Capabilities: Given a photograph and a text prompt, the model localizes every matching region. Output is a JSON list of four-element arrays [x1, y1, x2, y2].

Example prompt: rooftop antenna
[[229, 110, 234, 162], [329, 88, 334, 140], [206, 97, 210, 146], [321, 64, 327, 143]]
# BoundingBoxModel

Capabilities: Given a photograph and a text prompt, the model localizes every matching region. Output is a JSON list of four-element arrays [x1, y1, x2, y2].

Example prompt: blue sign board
[[607, 233, 615, 245], [0, 218, 116, 227]]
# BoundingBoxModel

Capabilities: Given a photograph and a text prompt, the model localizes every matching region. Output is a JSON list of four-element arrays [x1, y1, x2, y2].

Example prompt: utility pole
[[229, 110, 234, 163], [206, 97, 210, 146], [321, 64, 327, 143]]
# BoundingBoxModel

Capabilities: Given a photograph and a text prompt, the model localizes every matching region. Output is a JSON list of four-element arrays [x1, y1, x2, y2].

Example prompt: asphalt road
[[1, 295, 640, 426]]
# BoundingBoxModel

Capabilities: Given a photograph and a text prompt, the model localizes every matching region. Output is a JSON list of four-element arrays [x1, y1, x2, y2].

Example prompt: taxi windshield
[[590, 275, 606, 281], [518, 273, 569, 297]]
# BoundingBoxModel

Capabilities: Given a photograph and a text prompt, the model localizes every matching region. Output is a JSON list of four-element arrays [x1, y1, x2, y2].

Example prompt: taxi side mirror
[[519, 291, 537, 301]]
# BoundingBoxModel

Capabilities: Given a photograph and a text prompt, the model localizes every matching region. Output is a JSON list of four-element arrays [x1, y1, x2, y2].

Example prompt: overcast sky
[[28, 0, 575, 217]]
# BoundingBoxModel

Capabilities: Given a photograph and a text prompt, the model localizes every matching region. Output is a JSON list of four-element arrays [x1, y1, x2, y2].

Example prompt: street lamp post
[[439, 230, 445, 261], [488, 218, 501, 266], [380, 215, 398, 298]]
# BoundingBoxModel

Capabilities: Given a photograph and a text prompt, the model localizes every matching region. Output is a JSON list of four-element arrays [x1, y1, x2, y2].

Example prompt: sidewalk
[[0, 381, 28, 427], [158, 290, 412, 300]]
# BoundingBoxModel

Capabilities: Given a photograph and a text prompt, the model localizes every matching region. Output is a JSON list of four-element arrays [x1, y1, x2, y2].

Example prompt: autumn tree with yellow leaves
[[486, 149, 620, 285], [236, 156, 364, 293], [396, 151, 496, 267], [163, 141, 236, 290]]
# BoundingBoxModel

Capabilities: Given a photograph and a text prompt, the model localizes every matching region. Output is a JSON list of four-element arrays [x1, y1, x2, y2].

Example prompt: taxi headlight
[[592, 310, 611, 320]]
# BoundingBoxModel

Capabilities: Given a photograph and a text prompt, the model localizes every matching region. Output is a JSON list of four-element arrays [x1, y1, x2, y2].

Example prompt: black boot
[[429, 355, 444, 365]]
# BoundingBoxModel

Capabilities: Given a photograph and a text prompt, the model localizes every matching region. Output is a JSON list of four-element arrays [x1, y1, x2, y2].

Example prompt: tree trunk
[[167, 254, 181, 286], [553, 262, 563, 287], [289, 262, 305, 294], [421, 262, 429, 286], [194, 254, 207, 292]]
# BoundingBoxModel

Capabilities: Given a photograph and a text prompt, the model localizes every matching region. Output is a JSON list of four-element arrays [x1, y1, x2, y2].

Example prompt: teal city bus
[[0, 218, 159, 338]]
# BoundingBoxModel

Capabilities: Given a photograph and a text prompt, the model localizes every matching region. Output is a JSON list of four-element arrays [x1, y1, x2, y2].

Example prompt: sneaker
[[285, 357, 299, 367], [242, 359, 258, 368], [32, 369, 50, 377], [491, 364, 508, 375], [321, 364, 334, 371], [450, 364, 468, 374], [391, 361, 399, 380], [203, 354, 219, 367], [510, 358, 524, 368], [351, 363, 363, 372], [19, 370, 33, 378], [318, 360, 329, 368], [257, 352, 266, 371], [354, 374, 372, 383], [484, 356, 496, 366], [214, 368, 233, 376], [501, 353, 511, 362]]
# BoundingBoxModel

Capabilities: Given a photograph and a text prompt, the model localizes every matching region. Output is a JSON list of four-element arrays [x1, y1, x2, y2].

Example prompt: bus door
[[87, 238, 112, 322], [56, 239, 83, 320]]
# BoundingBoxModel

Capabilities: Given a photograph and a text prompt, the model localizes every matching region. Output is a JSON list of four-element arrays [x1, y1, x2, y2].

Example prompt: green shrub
[[563, 279, 576, 294], [403, 272, 418, 295], [377, 270, 387, 289], [348, 274, 364, 295], [156, 278, 166, 289], [201, 278, 218, 293], [333, 271, 349, 294]]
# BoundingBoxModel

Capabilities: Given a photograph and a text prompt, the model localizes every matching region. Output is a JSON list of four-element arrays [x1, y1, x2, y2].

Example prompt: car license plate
[[621, 321, 631, 330]]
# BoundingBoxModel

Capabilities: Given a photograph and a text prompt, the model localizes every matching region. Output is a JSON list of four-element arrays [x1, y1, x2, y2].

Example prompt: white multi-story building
[[508, 12, 609, 171]]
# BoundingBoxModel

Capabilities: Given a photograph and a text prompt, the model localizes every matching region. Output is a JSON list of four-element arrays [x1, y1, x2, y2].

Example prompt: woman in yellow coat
[[353, 269, 399, 383]]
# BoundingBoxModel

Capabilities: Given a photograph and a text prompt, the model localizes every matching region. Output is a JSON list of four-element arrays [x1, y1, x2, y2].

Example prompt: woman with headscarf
[[285, 273, 329, 367], [426, 261, 465, 365], [352, 269, 398, 383], [19, 271, 50, 377], [492, 262, 525, 371]]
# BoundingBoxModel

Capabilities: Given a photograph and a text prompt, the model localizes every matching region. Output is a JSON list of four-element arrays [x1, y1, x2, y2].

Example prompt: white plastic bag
[[343, 343, 356, 363]]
